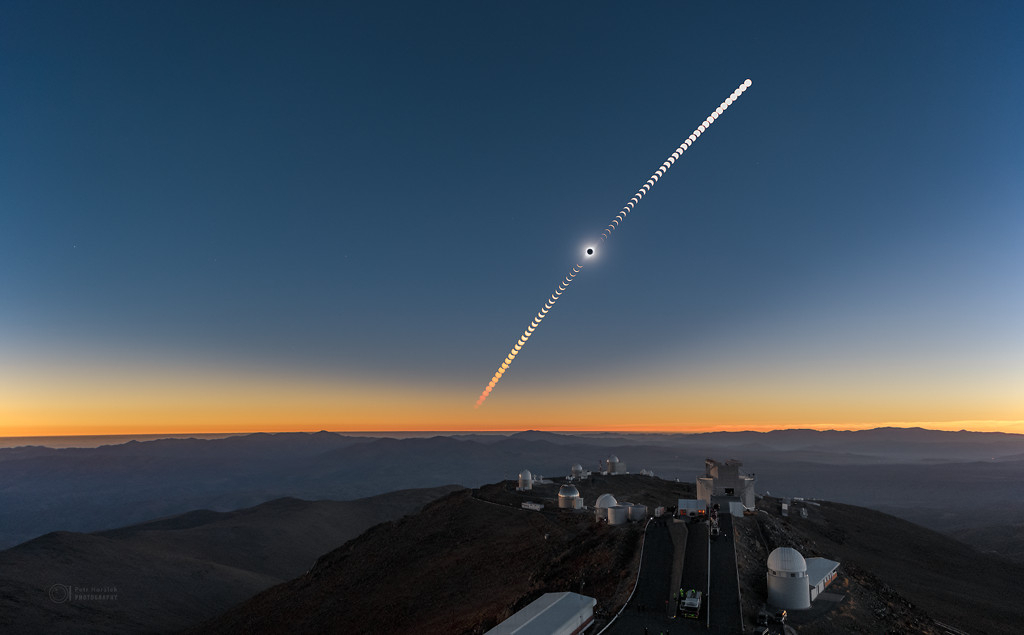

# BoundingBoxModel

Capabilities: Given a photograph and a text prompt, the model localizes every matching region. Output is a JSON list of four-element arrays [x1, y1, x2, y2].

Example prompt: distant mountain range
[[3, 427, 1024, 549]]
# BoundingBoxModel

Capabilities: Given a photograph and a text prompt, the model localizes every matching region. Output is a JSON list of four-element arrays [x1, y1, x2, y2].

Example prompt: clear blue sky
[[2, 2, 1022, 433]]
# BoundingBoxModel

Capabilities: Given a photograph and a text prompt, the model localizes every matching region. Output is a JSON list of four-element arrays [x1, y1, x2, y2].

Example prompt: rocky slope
[[196, 487, 644, 634]]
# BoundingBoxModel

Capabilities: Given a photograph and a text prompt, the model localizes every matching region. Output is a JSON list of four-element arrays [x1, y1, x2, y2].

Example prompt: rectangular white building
[[805, 557, 840, 601], [485, 592, 596, 635]]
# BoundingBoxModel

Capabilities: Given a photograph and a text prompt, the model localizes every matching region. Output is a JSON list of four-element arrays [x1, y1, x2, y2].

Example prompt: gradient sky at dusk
[[2, 2, 1022, 436]]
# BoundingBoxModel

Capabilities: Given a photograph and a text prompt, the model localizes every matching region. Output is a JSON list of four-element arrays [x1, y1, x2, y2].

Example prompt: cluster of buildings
[[522, 480, 649, 525], [516, 469, 554, 491], [678, 458, 841, 614], [590, 492, 648, 525], [499, 454, 840, 632], [518, 455, 629, 492], [516, 457, 650, 525], [486, 457, 645, 633]]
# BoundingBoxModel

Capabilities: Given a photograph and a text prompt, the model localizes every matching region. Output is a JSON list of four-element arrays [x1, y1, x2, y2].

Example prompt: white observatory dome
[[608, 455, 619, 464], [558, 484, 581, 509], [767, 547, 807, 574], [571, 463, 583, 475], [518, 469, 533, 491], [595, 493, 618, 509], [558, 484, 580, 498], [767, 547, 810, 610]]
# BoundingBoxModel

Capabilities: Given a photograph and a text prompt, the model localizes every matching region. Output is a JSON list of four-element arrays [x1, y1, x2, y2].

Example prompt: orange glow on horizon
[[4, 413, 1024, 439], [3, 350, 1022, 438]]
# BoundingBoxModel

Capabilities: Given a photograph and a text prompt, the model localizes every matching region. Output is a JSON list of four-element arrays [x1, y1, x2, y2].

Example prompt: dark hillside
[[951, 523, 1024, 564], [734, 497, 1024, 635], [198, 482, 679, 634]]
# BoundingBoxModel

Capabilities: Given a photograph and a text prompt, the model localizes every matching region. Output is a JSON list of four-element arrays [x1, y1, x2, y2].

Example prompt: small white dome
[[571, 463, 583, 473], [519, 469, 532, 480], [558, 484, 580, 498], [608, 455, 619, 463], [767, 547, 807, 573], [595, 493, 618, 508]]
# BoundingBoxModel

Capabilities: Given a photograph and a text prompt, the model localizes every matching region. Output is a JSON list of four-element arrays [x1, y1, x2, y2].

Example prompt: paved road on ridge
[[605, 518, 708, 635], [602, 518, 673, 635], [603, 510, 742, 635], [707, 509, 743, 634], [676, 519, 708, 633]]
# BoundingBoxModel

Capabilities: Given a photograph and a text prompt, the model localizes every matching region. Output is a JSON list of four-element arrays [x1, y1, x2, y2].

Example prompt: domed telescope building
[[767, 547, 810, 609], [603, 455, 627, 475], [593, 493, 618, 521], [767, 547, 840, 610], [558, 484, 582, 509], [517, 469, 533, 491]]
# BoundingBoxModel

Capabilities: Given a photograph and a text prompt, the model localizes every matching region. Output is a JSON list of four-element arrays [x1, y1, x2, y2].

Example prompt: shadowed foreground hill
[[0, 485, 461, 634], [197, 488, 646, 635], [205, 476, 1024, 635]]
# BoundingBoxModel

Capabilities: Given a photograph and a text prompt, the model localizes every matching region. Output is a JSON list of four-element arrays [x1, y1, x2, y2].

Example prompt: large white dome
[[519, 469, 532, 480], [608, 455, 619, 463], [595, 493, 618, 508], [767, 547, 807, 574]]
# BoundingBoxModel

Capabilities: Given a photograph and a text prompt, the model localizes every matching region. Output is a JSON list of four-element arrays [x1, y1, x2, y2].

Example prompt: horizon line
[[4, 420, 1024, 440]]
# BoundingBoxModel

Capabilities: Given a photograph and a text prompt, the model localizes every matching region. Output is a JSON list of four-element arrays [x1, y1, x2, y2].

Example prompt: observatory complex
[[511, 462, 647, 525]]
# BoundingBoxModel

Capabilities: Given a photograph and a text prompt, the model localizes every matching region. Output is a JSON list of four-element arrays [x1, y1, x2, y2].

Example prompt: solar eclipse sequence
[[474, 79, 753, 408]]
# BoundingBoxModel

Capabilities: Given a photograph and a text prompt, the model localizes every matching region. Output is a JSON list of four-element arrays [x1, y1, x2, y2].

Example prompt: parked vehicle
[[679, 588, 702, 619]]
